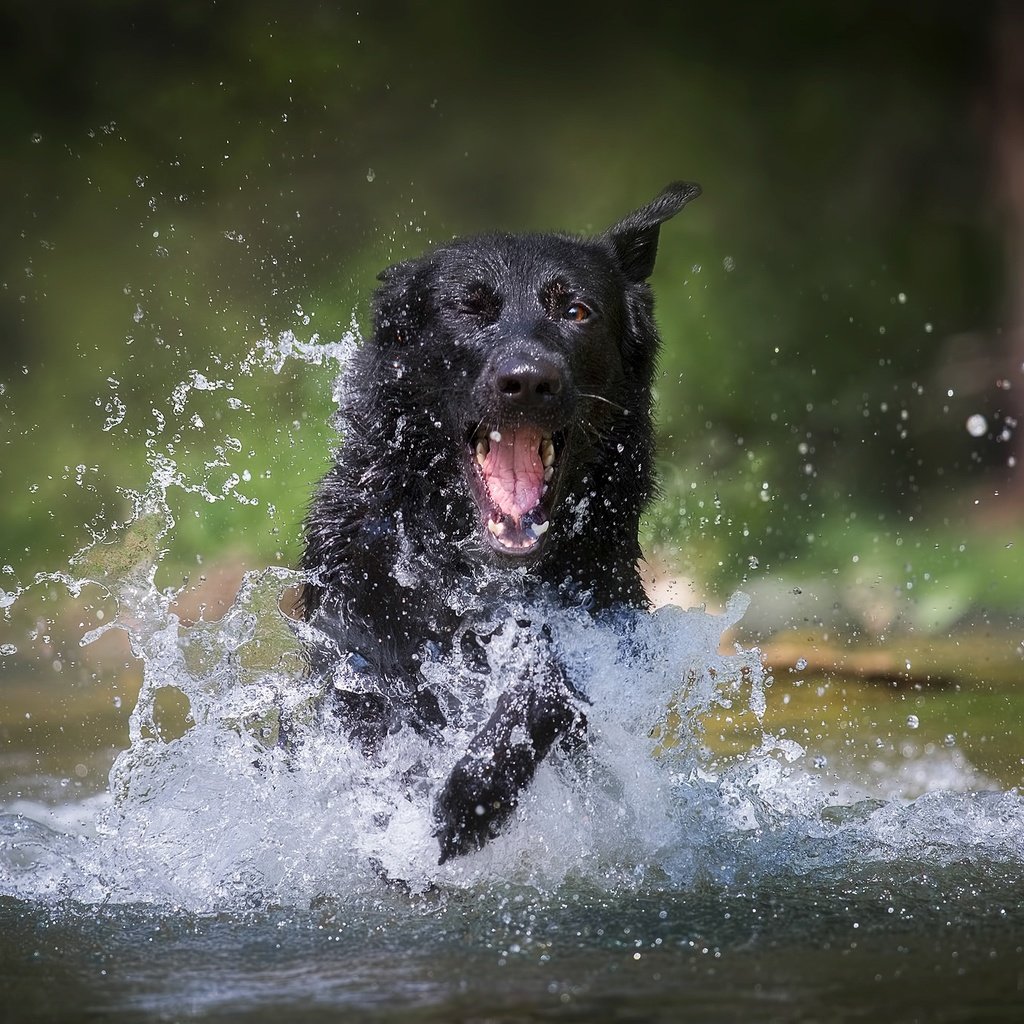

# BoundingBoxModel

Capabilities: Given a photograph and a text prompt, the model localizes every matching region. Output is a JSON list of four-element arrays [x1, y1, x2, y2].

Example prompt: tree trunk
[[994, 1, 1024, 497]]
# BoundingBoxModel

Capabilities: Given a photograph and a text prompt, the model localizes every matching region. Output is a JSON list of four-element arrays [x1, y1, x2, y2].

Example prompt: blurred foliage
[[1, 0, 1020, 624]]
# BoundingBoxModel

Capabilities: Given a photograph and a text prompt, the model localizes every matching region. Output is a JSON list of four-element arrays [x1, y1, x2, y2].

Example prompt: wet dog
[[300, 182, 700, 862]]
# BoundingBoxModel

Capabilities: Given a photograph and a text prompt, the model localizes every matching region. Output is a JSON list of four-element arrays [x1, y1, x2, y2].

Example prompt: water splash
[[2, 331, 1022, 913]]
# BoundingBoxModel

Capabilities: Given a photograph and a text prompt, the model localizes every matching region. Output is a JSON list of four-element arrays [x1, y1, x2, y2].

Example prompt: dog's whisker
[[574, 416, 609, 444], [579, 392, 629, 415]]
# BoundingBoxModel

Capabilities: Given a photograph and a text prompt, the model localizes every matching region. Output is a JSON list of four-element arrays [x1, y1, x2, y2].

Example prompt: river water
[[1, 335, 1022, 1021]]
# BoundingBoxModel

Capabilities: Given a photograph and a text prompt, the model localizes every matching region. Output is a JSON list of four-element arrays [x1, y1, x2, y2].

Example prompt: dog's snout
[[494, 355, 564, 408]]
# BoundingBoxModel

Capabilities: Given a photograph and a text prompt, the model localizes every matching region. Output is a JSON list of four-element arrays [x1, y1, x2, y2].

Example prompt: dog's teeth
[[529, 520, 550, 537], [487, 518, 506, 537], [543, 466, 554, 482], [475, 439, 488, 465], [489, 429, 502, 443], [541, 439, 555, 467]]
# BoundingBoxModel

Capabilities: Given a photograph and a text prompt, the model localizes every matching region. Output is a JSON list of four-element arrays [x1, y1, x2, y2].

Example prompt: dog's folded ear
[[373, 258, 429, 346], [605, 181, 701, 284], [376, 258, 418, 285]]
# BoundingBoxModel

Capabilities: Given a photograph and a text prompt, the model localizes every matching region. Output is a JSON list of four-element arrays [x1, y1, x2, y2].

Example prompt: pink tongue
[[481, 427, 544, 522]]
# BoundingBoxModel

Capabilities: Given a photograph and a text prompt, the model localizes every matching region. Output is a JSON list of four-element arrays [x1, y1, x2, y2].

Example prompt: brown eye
[[565, 302, 591, 323]]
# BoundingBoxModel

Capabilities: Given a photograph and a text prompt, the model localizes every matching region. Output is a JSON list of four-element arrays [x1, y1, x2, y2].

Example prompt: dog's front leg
[[433, 670, 586, 863]]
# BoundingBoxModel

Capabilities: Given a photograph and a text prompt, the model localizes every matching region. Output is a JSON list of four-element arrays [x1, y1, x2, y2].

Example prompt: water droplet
[[966, 413, 987, 438], [366, 168, 376, 182], [906, 715, 919, 729]]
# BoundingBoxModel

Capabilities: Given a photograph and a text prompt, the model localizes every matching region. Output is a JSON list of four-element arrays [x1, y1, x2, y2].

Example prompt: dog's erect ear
[[605, 181, 701, 284]]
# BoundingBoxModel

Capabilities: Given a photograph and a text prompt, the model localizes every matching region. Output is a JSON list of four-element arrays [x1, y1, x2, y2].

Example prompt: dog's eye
[[541, 280, 593, 323], [458, 283, 501, 321]]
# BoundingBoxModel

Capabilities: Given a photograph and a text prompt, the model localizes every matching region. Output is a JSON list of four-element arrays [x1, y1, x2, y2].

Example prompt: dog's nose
[[494, 355, 564, 407]]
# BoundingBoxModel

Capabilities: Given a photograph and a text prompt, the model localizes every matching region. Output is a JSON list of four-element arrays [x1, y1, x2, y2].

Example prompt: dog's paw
[[433, 750, 530, 864]]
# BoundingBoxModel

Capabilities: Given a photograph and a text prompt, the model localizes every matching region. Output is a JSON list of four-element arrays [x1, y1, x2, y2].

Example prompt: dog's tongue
[[481, 426, 544, 521]]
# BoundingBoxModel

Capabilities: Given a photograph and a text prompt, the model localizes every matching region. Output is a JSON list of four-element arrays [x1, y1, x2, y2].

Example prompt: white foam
[[4, 557, 1021, 913]]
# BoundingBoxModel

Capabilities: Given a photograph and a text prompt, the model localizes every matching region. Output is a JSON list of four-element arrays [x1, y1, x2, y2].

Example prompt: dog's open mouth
[[466, 425, 559, 556]]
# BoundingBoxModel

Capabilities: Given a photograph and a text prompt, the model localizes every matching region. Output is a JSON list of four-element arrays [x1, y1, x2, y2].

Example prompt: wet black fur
[[300, 182, 700, 862]]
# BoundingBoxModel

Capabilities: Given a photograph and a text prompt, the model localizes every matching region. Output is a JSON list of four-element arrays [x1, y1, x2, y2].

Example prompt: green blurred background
[[2, 0, 1022, 638]]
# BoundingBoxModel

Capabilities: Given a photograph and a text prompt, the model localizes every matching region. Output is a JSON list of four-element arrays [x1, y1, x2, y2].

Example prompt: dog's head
[[361, 182, 700, 567]]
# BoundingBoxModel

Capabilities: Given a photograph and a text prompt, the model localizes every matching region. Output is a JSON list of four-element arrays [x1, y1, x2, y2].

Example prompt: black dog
[[300, 182, 700, 862]]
